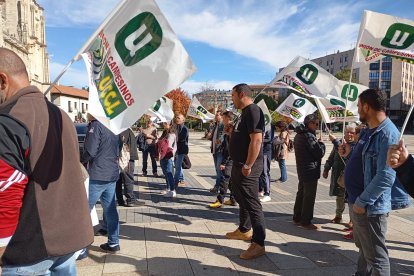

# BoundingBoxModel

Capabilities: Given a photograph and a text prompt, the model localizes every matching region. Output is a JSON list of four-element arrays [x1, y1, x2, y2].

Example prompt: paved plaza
[[77, 132, 414, 276]]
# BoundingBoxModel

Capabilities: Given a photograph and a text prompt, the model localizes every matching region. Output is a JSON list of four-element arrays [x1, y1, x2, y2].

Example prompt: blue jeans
[[160, 158, 175, 191], [142, 144, 157, 174], [1, 252, 76, 276], [174, 154, 185, 184], [278, 159, 287, 182], [213, 152, 224, 188], [349, 204, 390, 276], [89, 180, 119, 246], [259, 153, 271, 195]]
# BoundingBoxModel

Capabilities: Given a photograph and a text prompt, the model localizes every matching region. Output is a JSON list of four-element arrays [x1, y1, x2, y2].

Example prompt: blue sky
[[37, 0, 412, 94]]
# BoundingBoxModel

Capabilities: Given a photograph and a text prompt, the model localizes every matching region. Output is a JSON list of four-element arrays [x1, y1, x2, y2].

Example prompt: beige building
[[0, 0, 50, 94], [193, 89, 232, 112], [50, 85, 89, 122]]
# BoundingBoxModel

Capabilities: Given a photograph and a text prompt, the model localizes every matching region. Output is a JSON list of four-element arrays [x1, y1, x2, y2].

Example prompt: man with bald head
[[0, 48, 93, 275]]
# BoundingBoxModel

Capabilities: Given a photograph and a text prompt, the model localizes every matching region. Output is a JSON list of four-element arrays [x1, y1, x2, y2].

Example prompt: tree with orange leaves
[[165, 87, 191, 116]]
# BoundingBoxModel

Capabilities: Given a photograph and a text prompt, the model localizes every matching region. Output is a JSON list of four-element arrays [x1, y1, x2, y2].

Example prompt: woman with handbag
[[157, 121, 177, 198]]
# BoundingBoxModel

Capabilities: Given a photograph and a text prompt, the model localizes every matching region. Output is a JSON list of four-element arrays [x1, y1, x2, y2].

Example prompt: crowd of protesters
[[0, 48, 412, 276]]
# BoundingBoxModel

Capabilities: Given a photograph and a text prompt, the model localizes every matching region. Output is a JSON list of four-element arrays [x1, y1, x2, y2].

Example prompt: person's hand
[[215, 139, 221, 145], [220, 164, 225, 171], [338, 141, 351, 157], [329, 133, 336, 142], [241, 166, 251, 177], [387, 139, 409, 168], [353, 204, 366, 215], [322, 171, 329, 179]]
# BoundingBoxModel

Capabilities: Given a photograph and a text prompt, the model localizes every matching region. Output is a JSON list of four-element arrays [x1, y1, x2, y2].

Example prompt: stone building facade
[[0, 0, 49, 94]]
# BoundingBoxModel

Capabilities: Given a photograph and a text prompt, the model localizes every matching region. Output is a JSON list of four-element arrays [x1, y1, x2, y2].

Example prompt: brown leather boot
[[240, 242, 265, 260], [225, 229, 253, 241]]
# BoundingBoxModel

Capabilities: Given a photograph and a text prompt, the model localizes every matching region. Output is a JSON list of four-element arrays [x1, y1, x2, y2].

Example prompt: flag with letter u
[[77, 0, 196, 134], [355, 10, 414, 64], [275, 94, 317, 123]]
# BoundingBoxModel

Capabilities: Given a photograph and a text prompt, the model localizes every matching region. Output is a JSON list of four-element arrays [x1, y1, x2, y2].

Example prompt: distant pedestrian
[[142, 120, 158, 177], [293, 114, 326, 230], [174, 114, 189, 187], [209, 110, 237, 208], [0, 47, 93, 275], [209, 111, 225, 194], [226, 83, 266, 260], [275, 121, 290, 183], [82, 115, 121, 254], [116, 128, 144, 207], [158, 121, 177, 198], [258, 123, 274, 202]]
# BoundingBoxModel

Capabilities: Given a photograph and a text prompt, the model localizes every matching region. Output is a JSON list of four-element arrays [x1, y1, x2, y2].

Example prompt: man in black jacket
[[387, 139, 414, 198], [116, 128, 143, 207], [293, 114, 326, 230], [82, 116, 120, 253]]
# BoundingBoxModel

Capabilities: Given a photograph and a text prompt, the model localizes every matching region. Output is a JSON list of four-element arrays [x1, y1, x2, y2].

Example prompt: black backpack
[[136, 133, 146, 151], [271, 136, 285, 161]]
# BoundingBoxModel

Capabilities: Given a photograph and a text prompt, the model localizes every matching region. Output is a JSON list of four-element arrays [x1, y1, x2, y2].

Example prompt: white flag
[[275, 94, 317, 123], [256, 100, 272, 132], [355, 10, 414, 64], [271, 56, 339, 98], [79, 0, 196, 134], [187, 97, 215, 122], [146, 96, 174, 123]]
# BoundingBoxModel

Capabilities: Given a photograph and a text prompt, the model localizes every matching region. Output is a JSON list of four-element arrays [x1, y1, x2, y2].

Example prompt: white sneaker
[[260, 195, 271, 202], [164, 190, 176, 198], [161, 188, 170, 195]]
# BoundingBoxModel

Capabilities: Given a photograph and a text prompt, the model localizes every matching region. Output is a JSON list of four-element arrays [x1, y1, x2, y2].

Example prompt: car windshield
[[75, 124, 88, 135]]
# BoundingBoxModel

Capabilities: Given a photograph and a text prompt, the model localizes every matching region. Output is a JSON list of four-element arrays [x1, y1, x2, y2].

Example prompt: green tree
[[335, 68, 358, 82]]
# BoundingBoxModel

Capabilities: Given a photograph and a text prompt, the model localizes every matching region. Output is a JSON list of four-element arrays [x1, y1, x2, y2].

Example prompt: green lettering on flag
[[296, 64, 318, 85], [115, 12, 163, 67], [381, 23, 414, 49], [293, 99, 306, 108], [330, 98, 346, 108], [341, 84, 358, 102]]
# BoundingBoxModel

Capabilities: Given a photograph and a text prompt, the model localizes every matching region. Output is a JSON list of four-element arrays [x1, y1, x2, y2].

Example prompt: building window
[[330, 60, 333, 65], [381, 71, 392, 80], [369, 63, 380, 70], [340, 57, 343, 63], [326, 61, 329, 66], [369, 81, 379, 89], [369, 71, 380, 80], [68, 101, 72, 113], [380, 81, 391, 90], [82, 103, 85, 113], [74, 102, 78, 110], [382, 61, 392, 70], [344, 56, 348, 62], [86, 104, 88, 111]]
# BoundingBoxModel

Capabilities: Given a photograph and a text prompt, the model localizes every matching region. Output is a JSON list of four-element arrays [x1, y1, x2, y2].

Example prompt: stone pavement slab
[[80, 132, 414, 275]]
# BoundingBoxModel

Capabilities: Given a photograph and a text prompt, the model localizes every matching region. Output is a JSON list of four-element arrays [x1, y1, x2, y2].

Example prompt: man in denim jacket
[[339, 89, 410, 276]]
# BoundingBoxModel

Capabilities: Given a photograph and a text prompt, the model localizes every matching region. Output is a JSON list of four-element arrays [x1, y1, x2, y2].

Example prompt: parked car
[[75, 123, 88, 157]]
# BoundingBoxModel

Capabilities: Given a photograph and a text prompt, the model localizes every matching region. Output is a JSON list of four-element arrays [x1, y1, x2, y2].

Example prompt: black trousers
[[293, 179, 318, 225], [217, 161, 235, 203], [116, 160, 136, 204], [231, 164, 266, 246]]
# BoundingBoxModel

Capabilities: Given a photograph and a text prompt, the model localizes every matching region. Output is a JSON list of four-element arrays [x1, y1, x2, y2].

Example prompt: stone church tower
[[0, 0, 50, 95]]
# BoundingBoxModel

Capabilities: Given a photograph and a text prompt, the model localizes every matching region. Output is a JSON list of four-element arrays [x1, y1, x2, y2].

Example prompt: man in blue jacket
[[82, 115, 120, 253], [339, 89, 410, 276]]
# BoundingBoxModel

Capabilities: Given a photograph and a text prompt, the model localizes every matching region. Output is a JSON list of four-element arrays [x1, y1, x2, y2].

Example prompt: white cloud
[[49, 61, 89, 88], [39, 0, 371, 77]]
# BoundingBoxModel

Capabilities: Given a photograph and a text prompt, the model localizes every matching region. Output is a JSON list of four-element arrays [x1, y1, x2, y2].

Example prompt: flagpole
[[399, 99, 414, 141], [43, 58, 76, 97], [341, 52, 356, 139], [253, 85, 269, 102]]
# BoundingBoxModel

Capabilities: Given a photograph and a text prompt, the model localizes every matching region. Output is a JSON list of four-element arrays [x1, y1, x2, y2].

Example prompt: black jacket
[[81, 120, 120, 181], [395, 154, 414, 198], [176, 124, 189, 155], [294, 125, 326, 181], [120, 128, 138, 160]]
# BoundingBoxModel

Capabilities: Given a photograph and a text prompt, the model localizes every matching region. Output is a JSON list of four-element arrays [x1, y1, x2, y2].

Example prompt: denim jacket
[[354, 118, 411, 215]]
